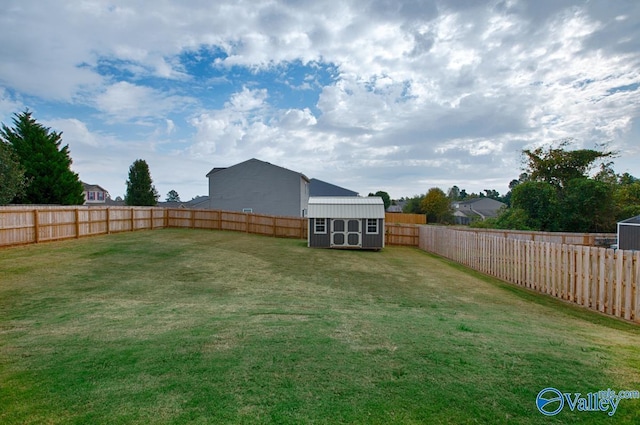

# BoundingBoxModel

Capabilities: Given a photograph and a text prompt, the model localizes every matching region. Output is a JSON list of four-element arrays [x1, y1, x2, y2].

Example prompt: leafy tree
[[420, 187, 453, 224], [1, 110, 84, 204], [614, 177, 640, 221], [0, 141, 29, 204], [560, 178, 616, 232], [402, 194, 424, 214], [166, 190, 181, 202], [522, 139, 615, 189], [368, 190, 391, 209], [125, 159, 159, 206], [510, 181, 559, 231]]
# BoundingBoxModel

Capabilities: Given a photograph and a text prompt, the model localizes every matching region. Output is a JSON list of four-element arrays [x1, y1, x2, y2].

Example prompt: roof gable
[[206, 158, 309, 181]]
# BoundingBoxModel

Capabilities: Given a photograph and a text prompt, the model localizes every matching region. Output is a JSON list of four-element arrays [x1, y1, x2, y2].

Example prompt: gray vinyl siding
[[362, 218, 384, 248], [208, 159, 308, 217]]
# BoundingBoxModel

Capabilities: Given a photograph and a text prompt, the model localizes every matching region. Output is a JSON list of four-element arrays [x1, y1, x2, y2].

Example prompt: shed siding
[[309, 218, 331, 247], [618, 223, 640, 250], [362, 218, 384, 248]]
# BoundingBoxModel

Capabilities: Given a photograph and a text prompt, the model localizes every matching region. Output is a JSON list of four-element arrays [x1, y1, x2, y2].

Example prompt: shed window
[[315, 218, 327, 234], [97, 191, 105, 201], [366, 219, 378, 234], [87, 192, 95, 201], [242, 208, 253, 213]]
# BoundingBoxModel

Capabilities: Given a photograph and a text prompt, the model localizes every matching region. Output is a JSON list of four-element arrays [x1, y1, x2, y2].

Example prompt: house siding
[[208, 159, 308, 217]]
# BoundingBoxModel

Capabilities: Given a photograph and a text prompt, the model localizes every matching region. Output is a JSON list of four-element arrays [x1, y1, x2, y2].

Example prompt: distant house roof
[[386, 205, 403, 213], [205, 158, 309, 182], [185, 196, 210, 209], [308, 196, 385, 219], [309, 178, 358, 197], [452, 197, 505, 220], [82, 182, 108, 193]]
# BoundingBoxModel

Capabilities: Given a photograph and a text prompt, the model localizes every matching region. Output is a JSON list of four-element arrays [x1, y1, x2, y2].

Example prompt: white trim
[[314, 218, 327, 234], [365, 218, 378, 234]]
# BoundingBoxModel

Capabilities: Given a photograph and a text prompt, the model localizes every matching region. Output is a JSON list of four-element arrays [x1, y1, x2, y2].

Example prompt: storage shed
[[617, 215, 640, 250], [307, 196, 385, 249]]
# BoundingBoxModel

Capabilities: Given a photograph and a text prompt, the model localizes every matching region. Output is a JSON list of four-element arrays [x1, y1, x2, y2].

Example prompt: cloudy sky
[[1, 0, 639, 201]]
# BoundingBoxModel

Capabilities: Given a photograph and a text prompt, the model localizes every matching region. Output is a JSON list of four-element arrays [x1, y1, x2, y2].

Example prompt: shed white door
[[331, 219, 361, 247]]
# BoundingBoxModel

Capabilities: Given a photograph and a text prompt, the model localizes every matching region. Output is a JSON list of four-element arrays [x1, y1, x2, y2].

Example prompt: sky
[[1, 0, 639, 201]]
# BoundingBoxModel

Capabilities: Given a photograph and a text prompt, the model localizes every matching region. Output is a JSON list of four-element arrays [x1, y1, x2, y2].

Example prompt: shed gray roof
[[308, 196, 385, 219]]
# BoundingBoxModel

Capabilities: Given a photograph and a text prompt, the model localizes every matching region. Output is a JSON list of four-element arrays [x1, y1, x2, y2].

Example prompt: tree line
[[0, 110, 169, 206], [401, 140, 639, 233]]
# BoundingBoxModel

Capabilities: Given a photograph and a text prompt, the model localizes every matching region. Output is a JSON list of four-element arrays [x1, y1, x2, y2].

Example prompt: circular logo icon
[[536, 387, 564, 416]]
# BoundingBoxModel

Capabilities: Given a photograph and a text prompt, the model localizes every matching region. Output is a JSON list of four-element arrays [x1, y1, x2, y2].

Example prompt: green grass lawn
[[1, 229, 639, 424]]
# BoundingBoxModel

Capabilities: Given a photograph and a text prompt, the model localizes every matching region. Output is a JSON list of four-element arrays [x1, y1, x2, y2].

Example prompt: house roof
[[309, 178, 358, 197], [82, 182, 108, 192], [205, 158, 309, 182], [308, 196, 385, 219]]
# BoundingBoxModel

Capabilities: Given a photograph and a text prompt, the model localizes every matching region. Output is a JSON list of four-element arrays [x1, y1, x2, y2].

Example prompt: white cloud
[[0, 0, 638, 199]]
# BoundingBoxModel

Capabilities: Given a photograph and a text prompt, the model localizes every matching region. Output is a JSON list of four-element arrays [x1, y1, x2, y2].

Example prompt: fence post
[[75, 208, 81, 239], [130, 208, 135, 231], [106, 208, 111, 234], [33, 209, 39, 243]]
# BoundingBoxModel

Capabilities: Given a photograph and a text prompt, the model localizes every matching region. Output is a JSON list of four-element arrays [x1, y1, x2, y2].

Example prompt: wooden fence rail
[[0, 206, 418, 248], [419, 226, 639, 323]]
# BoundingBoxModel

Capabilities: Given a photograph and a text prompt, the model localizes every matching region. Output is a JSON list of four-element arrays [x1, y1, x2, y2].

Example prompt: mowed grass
[[1, 229, 639, 424]]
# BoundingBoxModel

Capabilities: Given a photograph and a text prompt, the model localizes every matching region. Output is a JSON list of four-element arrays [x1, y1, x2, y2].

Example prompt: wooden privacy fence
[[0, 206, 418, 247], [386, 223, 420, 246], [419, 226, 640, 323], [385, 212, 426, 225], [0, 206, 167, 246], [457, 227, 616, 246], [166, 209, 307, 239]]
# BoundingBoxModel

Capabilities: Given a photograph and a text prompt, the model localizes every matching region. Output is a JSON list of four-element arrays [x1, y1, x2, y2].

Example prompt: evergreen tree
[[0, 110, 84, 204], [125, 159, 159, 206], [166, 190, 181, 202], [0, 141, 29, 204]]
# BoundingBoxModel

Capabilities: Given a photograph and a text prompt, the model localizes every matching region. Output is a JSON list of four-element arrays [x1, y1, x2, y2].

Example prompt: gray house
[[206, 158, 309, 217], [452, 198, 506, 225], [307, 196, 385, 250], [618, 215, 640, 250]]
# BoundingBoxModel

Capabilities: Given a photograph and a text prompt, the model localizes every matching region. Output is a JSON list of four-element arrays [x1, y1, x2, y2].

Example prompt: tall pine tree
[[0, 110, 84, 205], [0, 141, 28, 204], [125, 159, 159, 206]]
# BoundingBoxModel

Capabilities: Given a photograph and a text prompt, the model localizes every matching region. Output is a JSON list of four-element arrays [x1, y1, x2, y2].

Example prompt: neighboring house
[[82, 182, 109, 205], [617, 215, 640, 250], [206, 158, 309, 217], [452, 198, 506, 225], [309, 178, 359, 197], [307, 196, 385, 250]]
